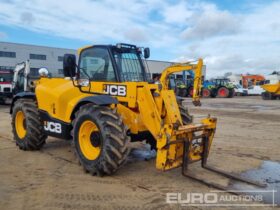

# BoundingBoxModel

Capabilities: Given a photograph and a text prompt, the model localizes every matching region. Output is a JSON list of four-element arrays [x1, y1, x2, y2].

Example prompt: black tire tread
[[12, 99, 47, 150], [72, 104, 130, 176], [202, 88, 211, 98]]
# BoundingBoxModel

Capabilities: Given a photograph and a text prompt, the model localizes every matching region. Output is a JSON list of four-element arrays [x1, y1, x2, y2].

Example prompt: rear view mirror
[[144, 47, 150, 59], [63, 54, 76, 77]]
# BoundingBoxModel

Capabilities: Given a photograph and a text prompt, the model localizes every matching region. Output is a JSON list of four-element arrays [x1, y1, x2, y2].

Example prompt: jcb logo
[[104, 85, 126, 96], [44, 121, 62, 134]]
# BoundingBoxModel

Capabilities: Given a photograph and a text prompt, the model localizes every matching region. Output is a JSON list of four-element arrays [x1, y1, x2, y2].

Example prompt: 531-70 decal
[[103, 84, 126, 97]]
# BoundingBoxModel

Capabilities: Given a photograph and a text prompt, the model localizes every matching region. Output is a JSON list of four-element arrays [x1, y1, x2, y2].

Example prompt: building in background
[[145, 60, 173, 79], [0, 42, 202, 79], [147, 60, 206, 80], [0, 42, 76, 77]]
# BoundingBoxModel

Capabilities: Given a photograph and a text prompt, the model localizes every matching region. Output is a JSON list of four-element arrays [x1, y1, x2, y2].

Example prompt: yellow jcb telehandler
[[10, 43, 265, 192]]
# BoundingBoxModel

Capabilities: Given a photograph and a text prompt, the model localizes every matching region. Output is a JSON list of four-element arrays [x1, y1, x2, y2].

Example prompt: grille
[[3, 87, 11, 92]]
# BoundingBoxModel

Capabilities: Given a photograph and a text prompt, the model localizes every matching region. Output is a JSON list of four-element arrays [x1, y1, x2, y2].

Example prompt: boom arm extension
[[159, 58, 203, 106]]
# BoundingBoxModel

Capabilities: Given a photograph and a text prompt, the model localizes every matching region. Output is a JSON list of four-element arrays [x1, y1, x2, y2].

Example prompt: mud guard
[[10, 92, 36, 114], [70, 95, 118, 120]]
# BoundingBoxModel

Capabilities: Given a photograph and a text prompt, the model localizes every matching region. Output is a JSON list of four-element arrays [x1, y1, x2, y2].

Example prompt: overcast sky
[[0, 0, 279, 77]]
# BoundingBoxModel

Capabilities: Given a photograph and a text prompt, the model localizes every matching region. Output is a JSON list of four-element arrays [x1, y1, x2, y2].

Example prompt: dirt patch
[[0, 97, 279, 209]]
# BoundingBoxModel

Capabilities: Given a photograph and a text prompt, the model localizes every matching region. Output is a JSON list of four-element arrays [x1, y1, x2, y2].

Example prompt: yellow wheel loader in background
[[10, 43, 265, 192]]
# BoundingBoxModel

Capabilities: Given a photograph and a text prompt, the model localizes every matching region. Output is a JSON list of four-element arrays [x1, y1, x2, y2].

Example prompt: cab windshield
[[0, 71, 13, 82], [79, 46, 147, 82], [113, 48, 146, 82]]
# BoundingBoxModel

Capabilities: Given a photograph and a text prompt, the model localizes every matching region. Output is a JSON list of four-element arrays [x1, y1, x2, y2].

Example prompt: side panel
[[35, 78, 142, 123], [117, 104, 147, 134], [36, 78, 88, 123], [39, 110, 72, 139]]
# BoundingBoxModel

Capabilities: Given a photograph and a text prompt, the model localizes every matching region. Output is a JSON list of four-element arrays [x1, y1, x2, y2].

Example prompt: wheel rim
[[203, 89, 210, 97], [219, 88, 227, 97], [15, 111, 26, 139], [78, 120, 101, 160]]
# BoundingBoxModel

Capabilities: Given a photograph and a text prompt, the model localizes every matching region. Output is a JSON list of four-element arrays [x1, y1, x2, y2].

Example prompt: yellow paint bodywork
[[78, 45, 93, 55], [36, 78, 143, 123], [261, 82, 280, 94], [35, 59, 216, 171]]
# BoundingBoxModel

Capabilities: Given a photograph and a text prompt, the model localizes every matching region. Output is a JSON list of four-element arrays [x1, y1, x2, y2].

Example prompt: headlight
[[78, 79, 90, 87]]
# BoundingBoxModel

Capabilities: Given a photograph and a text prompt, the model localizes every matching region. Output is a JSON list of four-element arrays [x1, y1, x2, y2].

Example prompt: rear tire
[[217, 87, 229, 98], [12, 99, 47, 150], [72, 104, 130, 176]]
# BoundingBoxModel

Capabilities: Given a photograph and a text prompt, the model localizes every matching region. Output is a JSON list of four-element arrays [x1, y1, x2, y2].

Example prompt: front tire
[[202, 88, 211, 98], [12, 99, 47, 150], [72, 104, 130, 176]]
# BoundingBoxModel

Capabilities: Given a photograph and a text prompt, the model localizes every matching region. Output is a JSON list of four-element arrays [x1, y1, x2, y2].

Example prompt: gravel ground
[[0, 96, 279, 209]]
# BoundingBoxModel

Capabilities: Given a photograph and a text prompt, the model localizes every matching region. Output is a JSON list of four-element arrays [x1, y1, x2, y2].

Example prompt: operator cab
[[63, 43, 150, 83], [211, 78, 230, 86], [0, 69, 13, 101]]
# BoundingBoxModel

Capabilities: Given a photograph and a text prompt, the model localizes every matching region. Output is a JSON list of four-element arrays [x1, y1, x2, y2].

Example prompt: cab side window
[[13, 69, 25, 94], [79, 48, 116, 82]]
